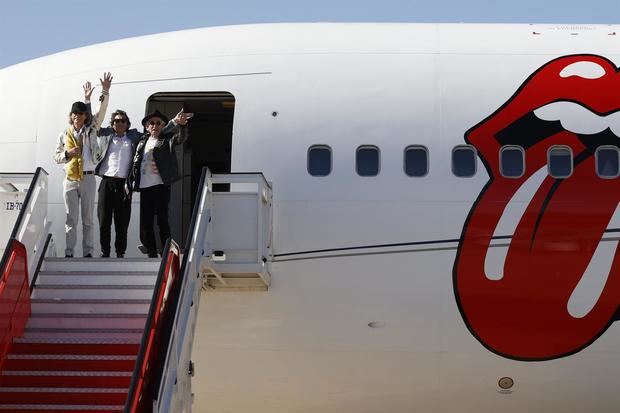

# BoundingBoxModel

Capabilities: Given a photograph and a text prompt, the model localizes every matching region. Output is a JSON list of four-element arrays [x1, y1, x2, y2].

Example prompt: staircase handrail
[[8, 167, 50, 282], [0, 167, 50, 370], [0, 239, 30, 371], [209, 171, 272, 189], [125, 238, 181, 413], [152, 167, 212, 412], [9, 167, 45, 238]]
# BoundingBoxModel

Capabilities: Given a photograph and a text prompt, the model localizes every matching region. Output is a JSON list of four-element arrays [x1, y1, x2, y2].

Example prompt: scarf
[[65, 127, 83, 181]]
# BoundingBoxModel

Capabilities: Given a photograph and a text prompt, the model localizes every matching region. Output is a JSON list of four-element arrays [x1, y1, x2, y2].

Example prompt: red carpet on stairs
[[0, 340, 139, 411]]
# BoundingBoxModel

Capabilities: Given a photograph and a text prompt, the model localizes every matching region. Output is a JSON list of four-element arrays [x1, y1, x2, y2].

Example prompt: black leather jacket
[[130, 124, 188, 191]]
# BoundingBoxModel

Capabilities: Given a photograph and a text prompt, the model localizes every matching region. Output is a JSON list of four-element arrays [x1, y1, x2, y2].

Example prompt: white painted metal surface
[[0, 191, 26, 251], [0, 171, 49, 278], [203, 173, 272, 289]]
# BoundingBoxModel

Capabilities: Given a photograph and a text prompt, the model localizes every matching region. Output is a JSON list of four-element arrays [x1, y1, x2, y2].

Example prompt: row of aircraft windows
[[307, 145, 620, 179]]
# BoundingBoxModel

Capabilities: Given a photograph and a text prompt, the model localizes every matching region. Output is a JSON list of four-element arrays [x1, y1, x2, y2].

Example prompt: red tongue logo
[[454, 54, 620, 361]]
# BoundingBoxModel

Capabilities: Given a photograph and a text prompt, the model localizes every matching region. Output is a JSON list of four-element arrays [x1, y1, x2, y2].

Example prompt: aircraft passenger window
[[356, 146, 380, 177], [404, 146, 428, 177], [595, 146, 620, 178], [307, 145, 332, 176], [452, 146, 477, 177], [548, 146, 573, 178], [500, 146, 525, 178]]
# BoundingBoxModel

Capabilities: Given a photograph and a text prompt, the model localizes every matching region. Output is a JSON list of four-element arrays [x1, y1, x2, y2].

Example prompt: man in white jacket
[[53, 72, 112, 257]]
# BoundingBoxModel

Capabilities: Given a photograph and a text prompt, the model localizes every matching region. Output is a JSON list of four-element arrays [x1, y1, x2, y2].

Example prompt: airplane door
[[145, 92, 235, 249]]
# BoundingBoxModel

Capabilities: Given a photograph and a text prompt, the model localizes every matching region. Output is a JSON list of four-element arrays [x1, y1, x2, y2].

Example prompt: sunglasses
[[148, 120, 164, 126], [112, 118, 128, 124]]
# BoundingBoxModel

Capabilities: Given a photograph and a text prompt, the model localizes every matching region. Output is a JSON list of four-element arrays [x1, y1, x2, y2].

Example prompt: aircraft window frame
[[595, 146, 620, 179], [356, 145, 381, 177], [452, 145, 477, 178], [547, 146, 573, 179], [307, 145, 332, 177], [499, 145, 526, 179], [404, 145, 429, 177]]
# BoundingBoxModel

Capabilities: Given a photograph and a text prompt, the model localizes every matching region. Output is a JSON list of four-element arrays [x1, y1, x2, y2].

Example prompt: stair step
[[38, 271, 156, 276], [0, 404, 123, 412], [0, 371, 132, 388], [31, 299, 151, 304], [9, 341, 139, 356], [33, 285, 155, 290], [4, 355, 136, 372], [13, 336, 141, 345], [31, 300, 150, 315], [23, 328, 144, 341], [36, 272, 157, 286], [42, 257, 159, 272], [26, 314, 147, 330], [32, 285, 155, 300], [0, 387, 127, 405]]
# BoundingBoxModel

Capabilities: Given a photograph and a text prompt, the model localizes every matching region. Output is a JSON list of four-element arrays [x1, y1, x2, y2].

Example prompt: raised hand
[[83, 81, 94, 101], [173, 110, 194, 126], [100, 72, 113, 93]]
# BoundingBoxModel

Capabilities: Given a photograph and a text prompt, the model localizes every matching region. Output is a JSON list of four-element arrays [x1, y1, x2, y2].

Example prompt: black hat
[[142, 110, 169, 126], [70, 101, 88, 113]]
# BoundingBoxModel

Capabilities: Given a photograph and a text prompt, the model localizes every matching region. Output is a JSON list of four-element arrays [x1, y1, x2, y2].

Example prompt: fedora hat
[[141, 110, 168, 126]]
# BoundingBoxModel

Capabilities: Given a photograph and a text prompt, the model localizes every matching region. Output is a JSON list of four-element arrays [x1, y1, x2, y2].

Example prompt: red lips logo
[[454, 54, 620, 361]]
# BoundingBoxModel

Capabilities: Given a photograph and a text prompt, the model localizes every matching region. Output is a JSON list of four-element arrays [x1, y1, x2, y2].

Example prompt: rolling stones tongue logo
[[454, 54, 620, 361]]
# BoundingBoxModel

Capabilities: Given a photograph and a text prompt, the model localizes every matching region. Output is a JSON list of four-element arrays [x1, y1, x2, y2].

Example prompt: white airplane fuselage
[[1, 23, 620, 412]]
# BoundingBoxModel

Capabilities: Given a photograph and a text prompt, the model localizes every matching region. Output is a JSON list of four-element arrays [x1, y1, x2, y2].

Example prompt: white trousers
[[63, 174, 96, 256]]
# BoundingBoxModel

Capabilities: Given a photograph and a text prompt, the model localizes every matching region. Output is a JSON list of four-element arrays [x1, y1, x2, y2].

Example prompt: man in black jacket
[[131, 109, 193, 258], [94, 109, 144, 258]]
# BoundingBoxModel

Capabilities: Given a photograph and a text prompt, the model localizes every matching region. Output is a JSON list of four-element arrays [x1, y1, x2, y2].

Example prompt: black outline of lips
[[453, 54, 620, 361]]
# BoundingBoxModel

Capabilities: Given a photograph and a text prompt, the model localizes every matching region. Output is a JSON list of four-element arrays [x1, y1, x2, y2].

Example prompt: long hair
[[110, 109, 131, 128]]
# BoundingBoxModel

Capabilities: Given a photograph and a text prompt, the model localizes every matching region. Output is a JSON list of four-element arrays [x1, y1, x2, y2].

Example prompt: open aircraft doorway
[[145, 92, 235, 249]]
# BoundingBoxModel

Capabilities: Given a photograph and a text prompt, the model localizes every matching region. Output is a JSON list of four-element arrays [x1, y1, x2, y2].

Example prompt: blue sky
[[1, 0, 618, 68]]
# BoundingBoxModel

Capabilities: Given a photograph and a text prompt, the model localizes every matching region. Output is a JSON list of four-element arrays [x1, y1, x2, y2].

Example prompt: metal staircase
[[0, 167, 274, 412], [0, 257, 159, 411]]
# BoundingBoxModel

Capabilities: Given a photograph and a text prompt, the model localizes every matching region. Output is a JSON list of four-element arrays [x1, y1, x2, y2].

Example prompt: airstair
[[0, 167, 273, 412]]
